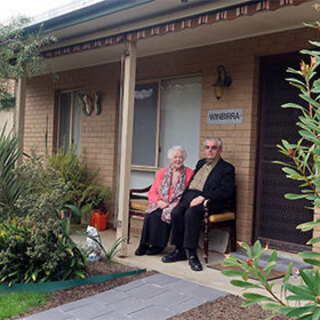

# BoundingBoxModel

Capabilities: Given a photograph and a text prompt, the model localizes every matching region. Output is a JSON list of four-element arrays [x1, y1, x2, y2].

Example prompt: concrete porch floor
[[71, 228, 300, 297]]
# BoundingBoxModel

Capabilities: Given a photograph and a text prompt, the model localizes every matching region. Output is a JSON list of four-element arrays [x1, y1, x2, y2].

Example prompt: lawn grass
[[0, 292, 49, 320]]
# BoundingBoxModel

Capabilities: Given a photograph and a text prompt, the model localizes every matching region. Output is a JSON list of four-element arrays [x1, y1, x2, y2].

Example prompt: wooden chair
[[203, 186, 237, 264], [127, 185, 151, 243]]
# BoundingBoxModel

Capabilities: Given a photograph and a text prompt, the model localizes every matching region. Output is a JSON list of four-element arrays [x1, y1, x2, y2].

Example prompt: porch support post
[[15, 77, 26, 164], [117, 41, 137, 256]]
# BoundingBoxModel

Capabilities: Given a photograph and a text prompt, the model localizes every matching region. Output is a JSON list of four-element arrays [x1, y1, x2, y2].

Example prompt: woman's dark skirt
[[139, 208, 171, 248]]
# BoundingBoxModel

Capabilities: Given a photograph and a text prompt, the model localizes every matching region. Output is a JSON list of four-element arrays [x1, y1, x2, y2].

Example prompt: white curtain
[[159, 77, 202, 169]]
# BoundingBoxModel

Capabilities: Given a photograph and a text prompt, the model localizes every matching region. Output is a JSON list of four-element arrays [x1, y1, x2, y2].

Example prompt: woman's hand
[[190, 196, 205, 207], [158, 200, 169, 209]]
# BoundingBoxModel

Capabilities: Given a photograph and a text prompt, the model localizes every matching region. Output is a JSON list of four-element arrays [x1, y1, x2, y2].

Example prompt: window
[[131, 76, 202, 188], [58, 91, 82, 155], [132, 83, 159, 168]]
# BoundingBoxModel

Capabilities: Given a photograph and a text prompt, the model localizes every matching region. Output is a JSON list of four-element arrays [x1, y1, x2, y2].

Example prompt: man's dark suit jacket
[[185, 158, 235, 214]]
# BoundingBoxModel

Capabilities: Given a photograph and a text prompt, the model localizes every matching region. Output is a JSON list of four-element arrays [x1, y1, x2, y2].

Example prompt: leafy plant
[[0, 217, 86, 285], [223, 5, 320, 319], [15, 152, 69, 221], [0, 135, 86, 284], [85, 230, 124, 265], [0, 16, 56, 102], [0, 130, 71, 223], [0, 92, 15, 110], [0, 126, 25, 220], [47, 147, 113, 223], [103, 237, 125, 264]]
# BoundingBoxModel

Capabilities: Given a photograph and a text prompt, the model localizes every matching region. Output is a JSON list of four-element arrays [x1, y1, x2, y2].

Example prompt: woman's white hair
[[167, 145, 187, 160]]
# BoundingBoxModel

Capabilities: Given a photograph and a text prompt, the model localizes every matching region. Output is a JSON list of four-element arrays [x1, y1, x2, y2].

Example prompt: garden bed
[[170, 294, 288, 320]]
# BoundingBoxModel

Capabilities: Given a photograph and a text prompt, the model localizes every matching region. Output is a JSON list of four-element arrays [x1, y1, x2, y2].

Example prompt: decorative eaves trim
[[42, 0, 308, 59]]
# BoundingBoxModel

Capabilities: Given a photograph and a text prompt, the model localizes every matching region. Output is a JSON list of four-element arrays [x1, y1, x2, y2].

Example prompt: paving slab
[[67, 302, 112, 320], [103, 296, 153, 314], [92, 311, 130, 320], [143, 273, 181, 286], [146, 291, 190, 307], [22, 273, 228, 320], [129, 305, 176, 320]]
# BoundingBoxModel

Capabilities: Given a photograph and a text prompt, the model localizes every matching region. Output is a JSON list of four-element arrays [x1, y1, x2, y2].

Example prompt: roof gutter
[[27, 0, 155, 34]]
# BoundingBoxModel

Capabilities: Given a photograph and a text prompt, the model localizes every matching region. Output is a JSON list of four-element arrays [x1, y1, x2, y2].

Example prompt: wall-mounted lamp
[[212, 64, 232, 100]]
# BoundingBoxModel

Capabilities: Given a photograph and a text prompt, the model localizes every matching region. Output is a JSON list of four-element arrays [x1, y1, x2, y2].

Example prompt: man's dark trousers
[[171, 190, 205, 250]]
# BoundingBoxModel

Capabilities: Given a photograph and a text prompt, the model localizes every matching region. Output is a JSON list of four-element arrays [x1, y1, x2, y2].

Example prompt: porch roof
[[32, 0, 317, 73]]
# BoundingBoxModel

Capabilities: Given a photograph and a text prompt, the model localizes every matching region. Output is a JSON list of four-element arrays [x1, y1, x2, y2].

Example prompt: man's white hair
[[203, 137, 223, 148]]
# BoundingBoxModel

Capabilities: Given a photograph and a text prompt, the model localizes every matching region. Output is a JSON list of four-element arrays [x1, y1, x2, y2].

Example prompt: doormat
[[208, 263, 286, 281]]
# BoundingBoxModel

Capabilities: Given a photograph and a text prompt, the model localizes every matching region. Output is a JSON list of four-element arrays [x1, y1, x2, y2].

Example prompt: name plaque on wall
[[207, 108, 243, 125]]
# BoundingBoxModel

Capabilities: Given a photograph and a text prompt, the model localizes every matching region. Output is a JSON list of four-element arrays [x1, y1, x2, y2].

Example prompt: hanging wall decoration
[[93, 91, 102, 115], [79, 91, 102, 116]]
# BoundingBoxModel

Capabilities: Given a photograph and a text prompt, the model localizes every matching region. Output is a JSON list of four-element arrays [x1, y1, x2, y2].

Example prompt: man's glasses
[[205, 145, 219, 150]]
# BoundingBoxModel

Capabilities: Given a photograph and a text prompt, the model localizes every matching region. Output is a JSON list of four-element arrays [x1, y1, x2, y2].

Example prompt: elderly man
[[161, 137, 235, 271]]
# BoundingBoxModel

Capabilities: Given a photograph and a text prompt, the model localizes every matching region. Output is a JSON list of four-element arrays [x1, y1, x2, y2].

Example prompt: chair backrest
[[129, 185, 152, 200], [224, 185, 237, 214]]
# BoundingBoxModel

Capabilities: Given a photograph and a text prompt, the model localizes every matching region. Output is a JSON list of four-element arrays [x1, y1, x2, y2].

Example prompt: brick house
[[17, 0, 318, 254]]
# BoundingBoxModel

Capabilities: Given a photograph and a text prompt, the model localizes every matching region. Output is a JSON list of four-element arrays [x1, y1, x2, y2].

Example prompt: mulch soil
[[170, 294, 289, 320], [13, 261, 288, 320]]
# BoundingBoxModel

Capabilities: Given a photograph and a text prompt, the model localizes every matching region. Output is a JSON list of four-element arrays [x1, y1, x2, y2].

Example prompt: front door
[[255, 53, 312, 252]]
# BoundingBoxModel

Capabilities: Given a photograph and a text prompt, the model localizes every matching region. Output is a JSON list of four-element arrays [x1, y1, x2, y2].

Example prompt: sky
[[0, 0, 103, 24]]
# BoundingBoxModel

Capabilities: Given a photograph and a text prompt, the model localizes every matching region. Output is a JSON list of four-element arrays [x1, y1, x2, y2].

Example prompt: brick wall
[[24, 26, 318, 242], [24, 63, 121, 195]]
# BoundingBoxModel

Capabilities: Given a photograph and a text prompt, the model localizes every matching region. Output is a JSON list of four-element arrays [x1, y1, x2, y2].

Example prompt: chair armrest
[[203, 199, 211, 210]]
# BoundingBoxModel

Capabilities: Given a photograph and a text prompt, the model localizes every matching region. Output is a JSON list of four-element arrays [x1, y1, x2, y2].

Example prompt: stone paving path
[[21, 273, 227, 320]]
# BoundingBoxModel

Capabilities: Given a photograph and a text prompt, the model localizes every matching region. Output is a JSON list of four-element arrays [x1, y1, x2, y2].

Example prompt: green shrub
[[0, 130, 69, 222], [0, 133, 86, 285], [0, 218, 86, 285], [0, 126, 25, 220], [15, 152, 69, 221], [0, 92, 15, 110], [47, 148, 113, 223]]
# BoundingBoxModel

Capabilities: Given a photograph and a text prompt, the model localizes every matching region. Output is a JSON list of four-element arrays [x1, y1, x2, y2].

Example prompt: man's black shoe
[[135, 245, 147, 256], [146, 246, 164, 255], [189, 255, 203, 271], [161, 249, 187, 263]]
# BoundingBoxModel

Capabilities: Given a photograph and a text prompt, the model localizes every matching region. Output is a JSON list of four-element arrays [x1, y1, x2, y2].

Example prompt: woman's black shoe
[[135, 245, 147, 256], [146, 246, 164, 255]]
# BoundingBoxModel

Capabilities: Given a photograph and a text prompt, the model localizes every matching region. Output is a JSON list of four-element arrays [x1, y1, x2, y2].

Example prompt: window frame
[[57, 89, 82, 154], [131, 73, 202, 171], [131, 80, 161, 171]]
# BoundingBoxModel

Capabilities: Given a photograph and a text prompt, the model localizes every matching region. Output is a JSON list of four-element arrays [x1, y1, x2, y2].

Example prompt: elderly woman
[[135, 146, 193, 256]]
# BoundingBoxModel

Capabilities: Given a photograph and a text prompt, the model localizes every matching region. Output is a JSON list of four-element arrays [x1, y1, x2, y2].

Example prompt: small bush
[[0, 132, 86, 285], [15, 152, 69, 221], [0, 126, 25, 220], [0, 218, 86, 285], [47, 148, 113, 223]]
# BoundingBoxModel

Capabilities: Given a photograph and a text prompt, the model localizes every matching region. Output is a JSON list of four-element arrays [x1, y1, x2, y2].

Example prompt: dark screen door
[[255, 53, 312, 252]]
